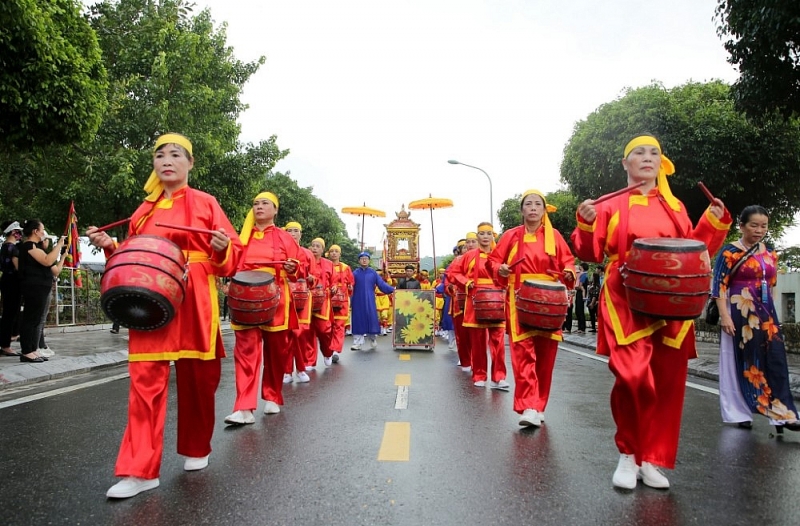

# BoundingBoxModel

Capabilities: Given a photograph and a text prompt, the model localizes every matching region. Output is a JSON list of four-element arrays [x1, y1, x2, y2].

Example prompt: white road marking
[[0, 372, 130, 410], [395, 385, 409, 409]]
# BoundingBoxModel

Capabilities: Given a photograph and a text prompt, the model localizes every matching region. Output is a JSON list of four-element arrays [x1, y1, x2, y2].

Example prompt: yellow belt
[[184, 250, 210, 263]]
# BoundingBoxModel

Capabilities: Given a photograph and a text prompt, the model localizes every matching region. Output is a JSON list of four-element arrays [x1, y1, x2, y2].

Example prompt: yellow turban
[[457, 239, 466, 247], [239, 192, 280, 246], [144, 133, 194, 202], [521, 189, 556, 256], [312, 237, 325, 249], [284, 221, 302, 231], [329, 244, 341, 252], [465, 232, 478, 240], [623, 135, 679, 211]]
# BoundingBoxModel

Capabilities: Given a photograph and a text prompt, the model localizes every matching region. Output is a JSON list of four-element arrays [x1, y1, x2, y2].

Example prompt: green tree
[[0, 0, 108, 148], [560, 81, 800, 233], [715, 1, 800, 119]]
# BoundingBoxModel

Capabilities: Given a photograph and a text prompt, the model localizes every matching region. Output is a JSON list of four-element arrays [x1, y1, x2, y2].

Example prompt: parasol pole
[[430, 207, 436, 273], [361, 214, 366, 251]]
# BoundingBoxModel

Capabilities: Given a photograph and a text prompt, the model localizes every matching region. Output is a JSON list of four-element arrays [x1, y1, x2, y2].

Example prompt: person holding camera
[[17, 220, 66, 362]]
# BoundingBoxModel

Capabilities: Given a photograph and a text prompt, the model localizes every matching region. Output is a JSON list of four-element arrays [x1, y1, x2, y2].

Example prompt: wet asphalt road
[[2, 333, 800, 526]]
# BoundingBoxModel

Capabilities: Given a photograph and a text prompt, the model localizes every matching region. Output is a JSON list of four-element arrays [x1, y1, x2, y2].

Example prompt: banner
[[63, 201, 82, 287]]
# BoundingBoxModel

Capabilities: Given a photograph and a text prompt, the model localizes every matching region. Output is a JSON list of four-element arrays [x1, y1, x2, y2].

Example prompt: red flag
[[63, 201, 82, 287]]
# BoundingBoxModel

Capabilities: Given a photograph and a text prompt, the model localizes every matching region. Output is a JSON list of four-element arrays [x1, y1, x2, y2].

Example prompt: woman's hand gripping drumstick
[[498, 257, 525, 278], [697, 181, 726, 219]]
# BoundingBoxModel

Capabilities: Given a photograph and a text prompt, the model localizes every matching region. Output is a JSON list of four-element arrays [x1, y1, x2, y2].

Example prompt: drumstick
[[95, 217, 131, 233], [697, 181, 716, 204], [508, 258, 525, 269], [155, 222, 223, 236], [592, 181, 646, 205]]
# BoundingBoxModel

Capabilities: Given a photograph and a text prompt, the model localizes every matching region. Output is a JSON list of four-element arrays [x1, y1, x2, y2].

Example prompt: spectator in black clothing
[[587, 270, 601, 332], [575, 262, 588, 333], [396, 264, 421, 289], [562, 289, 574, 333], [0, 221, 23, 356]]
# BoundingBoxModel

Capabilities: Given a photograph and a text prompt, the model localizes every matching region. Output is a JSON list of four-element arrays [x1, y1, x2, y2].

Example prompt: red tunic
[[311, 257, 334, 321], [448, 248, 505, 329], [330, 262, 354, 321]]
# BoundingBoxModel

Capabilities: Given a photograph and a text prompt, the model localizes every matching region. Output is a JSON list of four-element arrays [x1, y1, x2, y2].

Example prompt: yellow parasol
[[407, 195, 454, 271], [341, 203, 387, 250]]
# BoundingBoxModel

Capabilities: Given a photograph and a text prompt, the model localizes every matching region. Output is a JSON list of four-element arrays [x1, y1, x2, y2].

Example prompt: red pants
[[453, 314, 470, 367], [608, 337, 688, 469], [114, 358, 221, 479], [232, 327, 290, 410], [468, 326, 506, 382], [510, 335, 558, 414], [329, 317, 347, 352], [286, 325, 309, 374], [302, 323, 317, 366], [310, 316, 333, 359]]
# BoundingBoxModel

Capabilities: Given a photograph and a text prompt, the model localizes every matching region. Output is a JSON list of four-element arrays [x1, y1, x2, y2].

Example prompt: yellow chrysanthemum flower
[[396, 291, 418, 317]]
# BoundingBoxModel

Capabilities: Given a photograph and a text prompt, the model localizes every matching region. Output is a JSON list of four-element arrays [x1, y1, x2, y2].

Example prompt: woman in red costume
[[284, 221, 314, 381], [450, 223, 508, 389], [571, 135, 730, 490], [488, 191, 575, 427], [309, 238, 335, 366], [88, 133, 242, 499], [446, 238, 471, 371], [328, 244, 354, 362], [225, 192, 302, 425]]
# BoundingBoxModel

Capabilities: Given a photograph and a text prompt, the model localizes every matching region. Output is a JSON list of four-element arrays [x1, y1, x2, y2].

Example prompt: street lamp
[[448, 160, 493, 223]]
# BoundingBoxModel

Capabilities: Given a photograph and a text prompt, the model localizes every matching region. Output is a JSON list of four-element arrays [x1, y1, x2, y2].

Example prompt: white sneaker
[[296, 371, 311, 383], [331, 352, 340, 363], [612, 454, 639, 490], [38, 347, 54, 357], [184, 455, 209, 471], [461, 366, 471, 373], [369, 339, 378, 350], [490, 379, 510, 391], [638, 462, 670, 489], [106, 477, 160, 499], [350, 345, 361, 351], [283, 373, 293, 384], [518, 409, 541, 427], [324, 356, 333, 366], [474, 380, 486, 388], [448, 340, 455, 350], [380, 327, 387, 335], [263, 401, 281, 414], [305, 365, 314, 372], [224, 410, 255, 425]]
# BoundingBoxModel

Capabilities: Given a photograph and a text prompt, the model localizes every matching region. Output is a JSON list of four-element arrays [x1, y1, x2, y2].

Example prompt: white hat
[[3, 221, 21, 234]]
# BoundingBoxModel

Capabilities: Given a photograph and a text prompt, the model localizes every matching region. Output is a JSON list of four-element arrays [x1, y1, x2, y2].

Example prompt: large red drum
[[101, 235, 186, 331], [623, 238, 710, 320], [289, 279, 309, 313], [331, 288, 348, 313], [471, 288, 506, 323], [311, 285, 326, 313], [515, 280, 569, 331], [227, 271, 280, 326], [456, 292, 467, 313]]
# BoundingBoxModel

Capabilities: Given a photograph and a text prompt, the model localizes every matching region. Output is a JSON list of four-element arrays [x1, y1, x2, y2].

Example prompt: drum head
[[101, 287, 175, 331], [233, 270, 275, 286], [632, 238, 706, 252], [523, 279, 566, 291]]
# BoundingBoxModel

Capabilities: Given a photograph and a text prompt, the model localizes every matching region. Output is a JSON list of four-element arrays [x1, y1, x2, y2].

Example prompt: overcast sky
[[184, 1, 797, 255]]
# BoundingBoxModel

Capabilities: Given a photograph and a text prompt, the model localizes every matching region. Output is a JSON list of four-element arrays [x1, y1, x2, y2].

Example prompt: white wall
[[775, 272, 800, 324]]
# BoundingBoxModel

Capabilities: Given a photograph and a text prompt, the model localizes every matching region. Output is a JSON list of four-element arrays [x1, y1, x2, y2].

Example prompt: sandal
[[1, 349, 21, 357]]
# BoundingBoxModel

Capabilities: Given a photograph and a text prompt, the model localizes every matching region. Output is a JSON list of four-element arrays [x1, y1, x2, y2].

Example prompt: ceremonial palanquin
[[384, 205, 420, 278]]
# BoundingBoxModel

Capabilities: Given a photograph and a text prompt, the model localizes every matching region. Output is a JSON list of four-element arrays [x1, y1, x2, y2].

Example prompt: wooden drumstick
[[95, 217, 131, 233], [155, 222, 225, 237], [591, 181, 647, 205], [697, 181, 716, 204], [508, 258, 525, 269]]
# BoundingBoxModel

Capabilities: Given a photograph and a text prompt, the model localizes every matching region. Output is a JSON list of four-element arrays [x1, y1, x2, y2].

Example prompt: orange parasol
[[341, 203, 386, 250], [408, 195, 454, 271]]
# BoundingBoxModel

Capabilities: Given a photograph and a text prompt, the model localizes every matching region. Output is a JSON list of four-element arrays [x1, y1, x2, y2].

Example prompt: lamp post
[[448, 160, 493, 223]]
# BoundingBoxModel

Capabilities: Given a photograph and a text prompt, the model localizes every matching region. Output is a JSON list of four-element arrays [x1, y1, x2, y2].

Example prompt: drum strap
[[617, 192, 630, 266], [657, 194, 689, 237]]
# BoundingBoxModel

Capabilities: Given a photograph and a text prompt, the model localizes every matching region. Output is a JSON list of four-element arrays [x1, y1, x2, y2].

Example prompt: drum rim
[[101, 287, 176, 331], [631, 237, 707, 252], [232, 270, 276, 285], [521, 279, 566, 290], [623, 284, 709, 297]]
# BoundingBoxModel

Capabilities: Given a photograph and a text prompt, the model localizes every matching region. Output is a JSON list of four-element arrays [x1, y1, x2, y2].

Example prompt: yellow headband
[[623, 135, 679, 211], [521, 189, 556, 256], [144, 133, 194, 202], [239, 192, 280, 246], [329, 244, 341, 252], [284, 221, 302, 231], [465, 232, 478, 240], [477, 225, 494, 233], [457, 240, 466, 247], [312, 237, 325, 249]]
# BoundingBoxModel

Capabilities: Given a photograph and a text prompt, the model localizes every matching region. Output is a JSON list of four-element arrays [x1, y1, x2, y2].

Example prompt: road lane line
[[395, 386, 409, 409], [0, 372, 130, 410], [395, 374, 411, 386], [399, 354, 411, 361], [378, 422, 411, 461], [561, 345, 720, 395]]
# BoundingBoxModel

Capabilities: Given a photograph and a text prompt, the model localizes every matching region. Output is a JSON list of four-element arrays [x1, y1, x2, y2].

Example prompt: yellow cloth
[[521, 189, 556, 256], [239, 192, 280, 246], [285, 221, 302, 231], [623, 135, 679, 211], [312, 237, 325, 248], [329, 244, 341, 252], [144, 133, 194, 202], [466, 232, 477, 240]]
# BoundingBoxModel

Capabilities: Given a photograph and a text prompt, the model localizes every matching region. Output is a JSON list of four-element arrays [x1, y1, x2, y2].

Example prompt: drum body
[[228, 271, 280, 326], [289, 279, 309, 312], [311, 285, 326, 313], [515, 280, 569, 331], [471, 288, 506, 323], [101, 235, 186, 331], [624, 238, 710, 320], [330, 288, 348, 312], [455, 292, 467, 313]]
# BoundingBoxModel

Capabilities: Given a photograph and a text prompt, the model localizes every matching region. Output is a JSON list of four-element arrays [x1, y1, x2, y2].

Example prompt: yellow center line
[[395, 374, 411, 386], [399, 354, 411, 361], [378, 422, 410, 461]]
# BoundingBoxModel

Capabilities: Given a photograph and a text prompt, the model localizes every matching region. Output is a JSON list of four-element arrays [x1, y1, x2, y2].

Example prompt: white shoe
[[324, 356, 333, 366], [473, 380, 486, 388], [264, 401, 281, 414], [224, 410, 255, 425], [296, 371, 311, 383], [305, 365, 314, 372], [380, 327, 387, 335], [448, 340, 455, 350], [331, 352, 340, 363], [612, 454, 639, 489], [184, 455, 209, 471], [283, 373, 293, 384], [638, 462, 670, 489], [38, 347, 54, 357], [461, 366, 471, 373], [106, 477, 159, 499], [350, 345, 361, 351], [369, 339, 377, 350], [518, 409, 542, 427], [490, 379, 510, 390]]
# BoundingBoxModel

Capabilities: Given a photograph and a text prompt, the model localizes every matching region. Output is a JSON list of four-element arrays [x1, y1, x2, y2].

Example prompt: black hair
[[580, 262, 589, 271], [1, 220, 12, 232], [404, 265, 416, 271], [22, 219, 42, 237], [739, 205, 769, 225]]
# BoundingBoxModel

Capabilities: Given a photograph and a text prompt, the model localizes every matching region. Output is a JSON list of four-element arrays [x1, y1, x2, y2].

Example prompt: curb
[[0, 350, 129, 390]]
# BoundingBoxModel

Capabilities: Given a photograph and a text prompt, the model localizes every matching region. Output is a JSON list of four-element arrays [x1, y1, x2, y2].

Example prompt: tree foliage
[[0, 0, 108, 148], [715, 1, 800, 119], [560, 81, 800, 233]]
